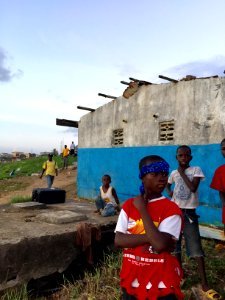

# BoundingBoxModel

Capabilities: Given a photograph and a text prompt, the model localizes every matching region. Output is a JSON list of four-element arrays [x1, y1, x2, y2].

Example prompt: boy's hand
[[168, 190, 173, 198], [133, 195, 147, 211], [178, 166, 185, 174]]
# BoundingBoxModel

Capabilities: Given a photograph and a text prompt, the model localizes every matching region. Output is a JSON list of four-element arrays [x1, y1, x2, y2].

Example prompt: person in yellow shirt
[[40, 154, 58, 188], [62, 145, 70, 169]]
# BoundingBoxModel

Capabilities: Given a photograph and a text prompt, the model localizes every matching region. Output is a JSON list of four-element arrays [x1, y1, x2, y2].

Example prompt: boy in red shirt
[[210, 138, 225, 235], [115, 155, 183, 300]]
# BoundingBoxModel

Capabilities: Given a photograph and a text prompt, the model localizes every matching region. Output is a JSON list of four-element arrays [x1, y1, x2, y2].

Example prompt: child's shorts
[[181, 209, 205, 258]]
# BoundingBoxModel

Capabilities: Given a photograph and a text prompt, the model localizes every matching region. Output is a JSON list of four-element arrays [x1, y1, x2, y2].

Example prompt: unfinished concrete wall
[[78, 77, 225, 148], [77, 77, 225, 229]]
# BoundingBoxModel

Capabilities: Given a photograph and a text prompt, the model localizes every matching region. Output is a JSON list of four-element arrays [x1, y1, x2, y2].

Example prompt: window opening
[[112, 128, 124, 146], [159, 120, 174, 141]]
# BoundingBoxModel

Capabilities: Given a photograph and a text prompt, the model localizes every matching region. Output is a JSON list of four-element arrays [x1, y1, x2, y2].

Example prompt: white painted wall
[[78, 77, 225, 148]]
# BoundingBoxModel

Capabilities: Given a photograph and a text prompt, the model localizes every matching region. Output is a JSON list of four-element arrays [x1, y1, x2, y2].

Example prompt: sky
[[1, 0, 225, 154]]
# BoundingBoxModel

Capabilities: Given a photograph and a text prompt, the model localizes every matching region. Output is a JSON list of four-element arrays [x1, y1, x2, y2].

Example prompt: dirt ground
[[0, 166, 77, 205]]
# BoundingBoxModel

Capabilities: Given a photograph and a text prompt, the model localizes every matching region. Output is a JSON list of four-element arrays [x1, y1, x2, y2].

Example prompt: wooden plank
[[199, 225, 225, 241], [98, 93, 117, 100], [129, 77, 152, 85], [158, 75, 178, 83], [120, 81, 130, 85], [56, 118, 78, 128], [77, 106, 95, 112]]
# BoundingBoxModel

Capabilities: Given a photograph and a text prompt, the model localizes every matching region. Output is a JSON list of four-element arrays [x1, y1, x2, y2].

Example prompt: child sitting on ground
[[95, 174, 120, 217], [115, 155, 184, 300]]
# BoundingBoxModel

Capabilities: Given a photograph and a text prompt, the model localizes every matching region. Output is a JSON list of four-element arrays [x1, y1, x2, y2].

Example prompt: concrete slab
[[0, 200, 118, 291], [37, 210, 88, 224], [11, 202, 46, 210]]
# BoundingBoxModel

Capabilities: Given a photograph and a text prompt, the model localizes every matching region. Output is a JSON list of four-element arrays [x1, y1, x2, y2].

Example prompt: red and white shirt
[[115, 196, 183, 300]]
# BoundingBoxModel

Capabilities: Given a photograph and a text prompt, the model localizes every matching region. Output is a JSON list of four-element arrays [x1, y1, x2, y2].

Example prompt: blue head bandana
[[139, 160, 170, 194]]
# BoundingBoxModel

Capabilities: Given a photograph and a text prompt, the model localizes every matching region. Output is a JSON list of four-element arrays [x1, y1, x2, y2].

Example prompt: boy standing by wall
[[166, 145, 221, 299], [115, 155, 183, 300], [210, 139, 225, 236]]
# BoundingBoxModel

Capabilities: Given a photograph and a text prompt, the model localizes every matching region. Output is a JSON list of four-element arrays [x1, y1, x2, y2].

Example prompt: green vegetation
[[0, 180, 28, 193], [68, 251, 122, 300], [1, 239, 225, 299], [0, 156, 77, 180], [1, 285, 28, 300], [11, 195, 32, 204]]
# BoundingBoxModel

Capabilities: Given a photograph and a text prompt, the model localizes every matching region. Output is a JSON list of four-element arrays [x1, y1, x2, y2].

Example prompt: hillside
[[0, 165, 77, 205]]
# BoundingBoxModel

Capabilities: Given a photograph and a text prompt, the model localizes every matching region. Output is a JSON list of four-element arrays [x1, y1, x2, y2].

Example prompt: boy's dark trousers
[[122, 288, 177, 300]]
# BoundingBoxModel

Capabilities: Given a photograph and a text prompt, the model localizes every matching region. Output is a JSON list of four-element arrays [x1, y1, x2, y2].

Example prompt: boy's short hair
[[176, 145, 191, 154], [220, 139, 225, 145], [102, 174, 111, 181], [139, 155, 165, 170]]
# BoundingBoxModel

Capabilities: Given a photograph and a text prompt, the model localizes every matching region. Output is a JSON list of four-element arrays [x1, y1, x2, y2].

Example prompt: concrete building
[[77, 76, 225, 235]]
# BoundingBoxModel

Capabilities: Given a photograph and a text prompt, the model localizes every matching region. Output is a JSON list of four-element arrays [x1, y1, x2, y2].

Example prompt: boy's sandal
[[191, 286, 222, 300], [202, 289, 222, 300]]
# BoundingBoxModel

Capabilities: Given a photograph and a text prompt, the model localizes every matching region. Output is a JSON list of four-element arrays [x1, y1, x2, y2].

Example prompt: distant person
[[62, 145, 70, 169], [166, 145, 221, 299], [210, 139, 225, 245], [95, 174, 120, 217], [115, 155, 183, 300], [40, 154, 58, 188], [70, 141, 75, 156]]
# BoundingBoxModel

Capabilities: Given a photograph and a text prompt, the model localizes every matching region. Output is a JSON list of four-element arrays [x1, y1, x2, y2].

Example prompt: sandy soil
[[0, 166, 77, 205]]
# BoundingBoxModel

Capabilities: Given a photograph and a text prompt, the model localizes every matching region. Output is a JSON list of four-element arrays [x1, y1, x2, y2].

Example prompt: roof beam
[[77, 106, 95, 112], [98, 93, 117, 100], [56, 118, 78, 128], [158, 75, 178, 83]]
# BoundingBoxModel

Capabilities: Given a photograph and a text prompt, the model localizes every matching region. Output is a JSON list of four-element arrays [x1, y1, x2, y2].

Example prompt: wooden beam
[[120, 81, 130, 85], [98, 93, 117, 100], [77, 106, 95, 112], [56, 118, 78, 128], [158, 75, 178, 83], [129, 77, 152, 85]]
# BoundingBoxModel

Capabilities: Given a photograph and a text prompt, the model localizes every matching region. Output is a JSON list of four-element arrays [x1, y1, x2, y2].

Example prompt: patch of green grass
[[63, 250, 122, 300], [11, 195, 32, 204], [2, 240, 225, 299], [0, 155, 77, 180], [0, 180, 28, 193], [182, 238, 225, 298], [1, 285, 29, 300]]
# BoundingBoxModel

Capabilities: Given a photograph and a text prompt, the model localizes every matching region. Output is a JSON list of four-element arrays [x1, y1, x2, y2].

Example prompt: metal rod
[[158, 75, 178, 83], [77, 106, 95, 112], [98, 93, 117, 99]]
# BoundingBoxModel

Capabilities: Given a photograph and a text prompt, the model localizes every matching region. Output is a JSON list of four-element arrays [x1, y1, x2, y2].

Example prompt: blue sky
[[1, 0, 225, 153]]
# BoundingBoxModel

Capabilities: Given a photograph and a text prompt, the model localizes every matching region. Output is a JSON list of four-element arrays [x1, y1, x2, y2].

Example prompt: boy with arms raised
[[115, 155, 183, 300], [166, 145, 221, 300]]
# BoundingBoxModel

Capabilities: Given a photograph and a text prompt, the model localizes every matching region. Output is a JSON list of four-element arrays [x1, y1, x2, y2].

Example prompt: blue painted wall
[[77, 143, 224, 227]]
